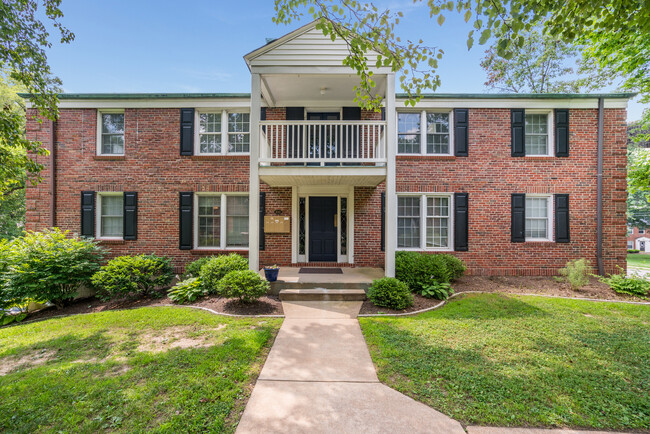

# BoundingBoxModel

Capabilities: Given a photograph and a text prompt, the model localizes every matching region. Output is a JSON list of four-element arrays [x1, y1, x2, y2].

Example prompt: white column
[[385, 74, 397, 277], [248, 73, 261, 271]]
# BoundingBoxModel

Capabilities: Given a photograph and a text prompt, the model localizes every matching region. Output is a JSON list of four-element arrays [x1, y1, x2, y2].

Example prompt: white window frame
[[193, 192, 250, 250], [96, 109, 125, 156], [96, 192, 124, 240], [396, 193, 454, 251], [195, 109, 251, 156], [397, 110, 454, 156], [525, 194, 554, 242], [524, 109, 554, 157]]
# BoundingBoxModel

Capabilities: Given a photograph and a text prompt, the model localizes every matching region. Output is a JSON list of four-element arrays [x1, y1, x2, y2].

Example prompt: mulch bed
[[21, 293, 284, 324], [359, 275, 647, 315]]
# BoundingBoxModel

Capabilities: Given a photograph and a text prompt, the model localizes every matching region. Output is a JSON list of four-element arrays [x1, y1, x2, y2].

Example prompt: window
[[197, 110, 250, 155], [640, 229, 646, 234], [398, 194, 453, 250], [195, 194, 249, 249], [525, 196, 553, 241], [98, 111, 124, 155], [525, 112, 552, 156], [97, 193, 123, 238], [398, 111, 452, 155]]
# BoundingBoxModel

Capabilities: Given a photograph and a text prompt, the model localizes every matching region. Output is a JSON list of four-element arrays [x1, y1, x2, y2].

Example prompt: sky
[[45, 0, 646, 121]]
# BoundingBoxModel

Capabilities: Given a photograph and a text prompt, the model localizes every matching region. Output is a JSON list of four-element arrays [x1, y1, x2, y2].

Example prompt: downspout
[[49, 119, 56, 228], [596, 98, 604, 275]]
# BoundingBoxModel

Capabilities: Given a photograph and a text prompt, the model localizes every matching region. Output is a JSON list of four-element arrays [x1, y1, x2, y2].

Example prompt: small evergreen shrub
[[2, 229, 106, 308], [395, 251, 451, 292], [627, 249, 640, 254], [216, 270, 269, 303], [558, 258, 591, 290], [599, 270, 650, 298], [420, 281, 453, 300], [438, 254, 467, 281], [367, 277, 414, 310], [200, 254, 249, 293], [92, 254, 174, 300], [181, 256, 213, 280], [168, 277, 207, 304]]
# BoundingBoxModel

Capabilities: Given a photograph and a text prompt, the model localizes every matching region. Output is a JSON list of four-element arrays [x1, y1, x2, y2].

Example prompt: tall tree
[[0, 0, 74, 198]]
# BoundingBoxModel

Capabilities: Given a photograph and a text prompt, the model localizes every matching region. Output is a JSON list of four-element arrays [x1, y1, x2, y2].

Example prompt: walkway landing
[[236, 300, 465, 434]]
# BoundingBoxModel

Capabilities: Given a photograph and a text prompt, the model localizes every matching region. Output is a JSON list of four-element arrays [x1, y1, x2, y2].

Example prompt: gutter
[[50, 119, 56, 228], [596, 98, 604, 275]]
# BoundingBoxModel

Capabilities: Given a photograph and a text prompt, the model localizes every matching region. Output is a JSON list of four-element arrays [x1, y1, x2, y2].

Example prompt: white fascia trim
[[396, 98, 629, 110]]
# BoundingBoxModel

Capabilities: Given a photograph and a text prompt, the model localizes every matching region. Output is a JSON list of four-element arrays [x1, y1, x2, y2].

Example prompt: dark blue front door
[[309, 196, 337, 262]]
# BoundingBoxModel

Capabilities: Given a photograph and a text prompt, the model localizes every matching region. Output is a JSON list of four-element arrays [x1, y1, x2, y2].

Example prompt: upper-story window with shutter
[[97, 110, 125, 155], [196, 110, 250, 155], [398, 111, 453, 155], [525, 113, 552, 156]]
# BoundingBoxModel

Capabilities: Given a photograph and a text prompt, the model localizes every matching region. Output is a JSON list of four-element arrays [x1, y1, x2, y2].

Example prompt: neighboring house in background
[[22, 22, 630, 276], [628, 227, 650, 252]]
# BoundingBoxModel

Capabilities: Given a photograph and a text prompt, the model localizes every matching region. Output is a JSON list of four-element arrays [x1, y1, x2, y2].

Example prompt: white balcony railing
[[259, 120, 386, 166]]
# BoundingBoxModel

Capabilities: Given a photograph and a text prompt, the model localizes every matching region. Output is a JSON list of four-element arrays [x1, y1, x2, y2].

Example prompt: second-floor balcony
[[259, 120, 386, 167]]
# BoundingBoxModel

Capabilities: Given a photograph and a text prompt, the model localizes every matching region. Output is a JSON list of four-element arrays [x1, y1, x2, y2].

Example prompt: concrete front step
[[279, 288, 367, 301], [270, 281, 370, 295]]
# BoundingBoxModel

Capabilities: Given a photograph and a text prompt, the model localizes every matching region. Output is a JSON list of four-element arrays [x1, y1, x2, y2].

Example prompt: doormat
[[299, 267, 343, 274]]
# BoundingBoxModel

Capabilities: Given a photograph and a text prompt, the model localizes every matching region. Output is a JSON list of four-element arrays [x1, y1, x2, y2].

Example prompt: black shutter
[[511, 109, 525, 157], [454, 193, 469, 251], [511, 193, 526, 242], [555, 109, 569, 157], [179, 192, 193, 250], [260, 107, 266, 121], [380, 107, 386, 121], [180, 108, 194, 156], [285, 107, 304, 120], [555, 194, 570, 243], [454, 109, 469, 157], [380, 192, 385, 252], [81, 191, 95, 237], [123, 192, 137, 241], [342, 107, 361, 121], [259, 192, 266, 251]]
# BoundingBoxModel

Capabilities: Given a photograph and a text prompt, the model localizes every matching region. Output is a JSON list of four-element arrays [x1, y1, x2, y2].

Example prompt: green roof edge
[[396, 92, 637, 99], [18, 92, 252, 100]]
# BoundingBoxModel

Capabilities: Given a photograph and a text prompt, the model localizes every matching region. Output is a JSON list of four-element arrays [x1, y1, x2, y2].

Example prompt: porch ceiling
[[259, 166, 386, 187]]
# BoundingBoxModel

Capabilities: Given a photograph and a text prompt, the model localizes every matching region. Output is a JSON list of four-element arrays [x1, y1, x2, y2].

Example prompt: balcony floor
[[259, 165, 386, 186]]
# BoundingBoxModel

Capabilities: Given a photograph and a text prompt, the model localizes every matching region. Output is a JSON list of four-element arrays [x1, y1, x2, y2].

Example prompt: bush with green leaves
[[438, 254, 467, 281], [91, 254, 174, 300], [599, 271, 650, 298], [168, 277, 207, 304], [420, 281, 454, 300], [1, 229, 106, 309], [368, 277, 413, 310], [558, 258, 591, 290], [395, 251, 452, 292], [628, 249, 640, 254], [200, 254, 249, 293], [216, 270, 269, 303], [181, 256, 214, 280]]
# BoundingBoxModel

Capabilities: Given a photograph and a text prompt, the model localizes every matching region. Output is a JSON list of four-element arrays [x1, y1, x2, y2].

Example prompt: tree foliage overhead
[[0, 0, 74, 198]]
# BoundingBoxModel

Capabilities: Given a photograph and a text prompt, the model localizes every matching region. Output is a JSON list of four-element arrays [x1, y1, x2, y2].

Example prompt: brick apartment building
[[24, 22, 631, 276]]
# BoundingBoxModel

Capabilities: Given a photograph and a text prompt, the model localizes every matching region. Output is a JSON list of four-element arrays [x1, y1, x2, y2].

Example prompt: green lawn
[[628, 253, 650, 270], [0, 307, 281, 433], [360, 293, 650, 430]]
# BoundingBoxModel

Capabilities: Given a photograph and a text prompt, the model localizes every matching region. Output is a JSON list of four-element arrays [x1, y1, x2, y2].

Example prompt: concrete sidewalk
[[236, 300, 465, 433]]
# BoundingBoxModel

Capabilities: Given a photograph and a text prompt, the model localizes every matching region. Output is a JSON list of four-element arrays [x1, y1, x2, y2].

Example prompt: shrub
[[438, 254, 467, 281], [216, 270, 269, 303], [558, 258, 591, 290], [420, 281, 454, 300], [628, 249, 640, 254], [200, 254, 249, 294], [367, 277, 413, 310], [168, 277, 207, 304], [92, 254, 174, 300], [2, 229, 106, 309], [395, 251, 451, 292], [599, 271, 650, 298], [181, 256, 213, 280]]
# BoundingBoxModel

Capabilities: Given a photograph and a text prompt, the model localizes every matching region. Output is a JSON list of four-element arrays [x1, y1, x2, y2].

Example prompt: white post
[[248, 73, 261, 271], [385, 74, 397, 277]]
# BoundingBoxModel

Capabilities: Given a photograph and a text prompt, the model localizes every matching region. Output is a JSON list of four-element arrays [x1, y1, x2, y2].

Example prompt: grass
[[0, 307, 281, 433], [359, 293, 650, 430], [628, 253, 650, 270]]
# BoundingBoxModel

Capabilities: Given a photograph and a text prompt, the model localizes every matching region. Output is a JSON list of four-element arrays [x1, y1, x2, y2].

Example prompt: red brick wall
[[396, 108, 627, 275], [354, 183, 385, 267], [259, 185, 292, 266]]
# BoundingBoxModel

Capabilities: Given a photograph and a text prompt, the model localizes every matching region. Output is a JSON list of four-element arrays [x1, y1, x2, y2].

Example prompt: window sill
[[396, 247, 454, 252], [97, 238, 125, 244], [519, 156, 556, 161], [94, 155, 126, 161], [397, 155, 455, 160], [190, 248, 249, 255], [190, 155, 250, 161], [524, 239, 555, 243]]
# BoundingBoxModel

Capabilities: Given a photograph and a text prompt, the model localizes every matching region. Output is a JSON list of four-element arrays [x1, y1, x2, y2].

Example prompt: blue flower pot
[[264, 268, 279, 282]]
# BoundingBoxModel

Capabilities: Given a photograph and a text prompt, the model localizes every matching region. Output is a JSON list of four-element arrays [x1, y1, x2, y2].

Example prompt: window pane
[[100, 195, 123, 237], [525, 197, 549, 239], [426, 112, 450, 154], [101, 113, 124, 154], [427, 217, 449, 248], [398, 113, 420, 154], [102, 113, 124, 134], [226, 196, 249, 247], [398, 197, 420, 248], [200, 134, 221, 154], [427, 197, 449, 217], [525, 114, 548, 155], [199, 113, 221, 133], [198, 196, 221, 247]]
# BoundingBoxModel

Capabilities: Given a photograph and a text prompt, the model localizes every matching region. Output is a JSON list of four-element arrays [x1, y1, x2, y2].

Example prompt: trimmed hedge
[[181, 256, 213, 280], [368, 277, 413, 310], [91, 254, 174, 300], [216, 270, 269, 303], [199, 254, 249, 294]]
